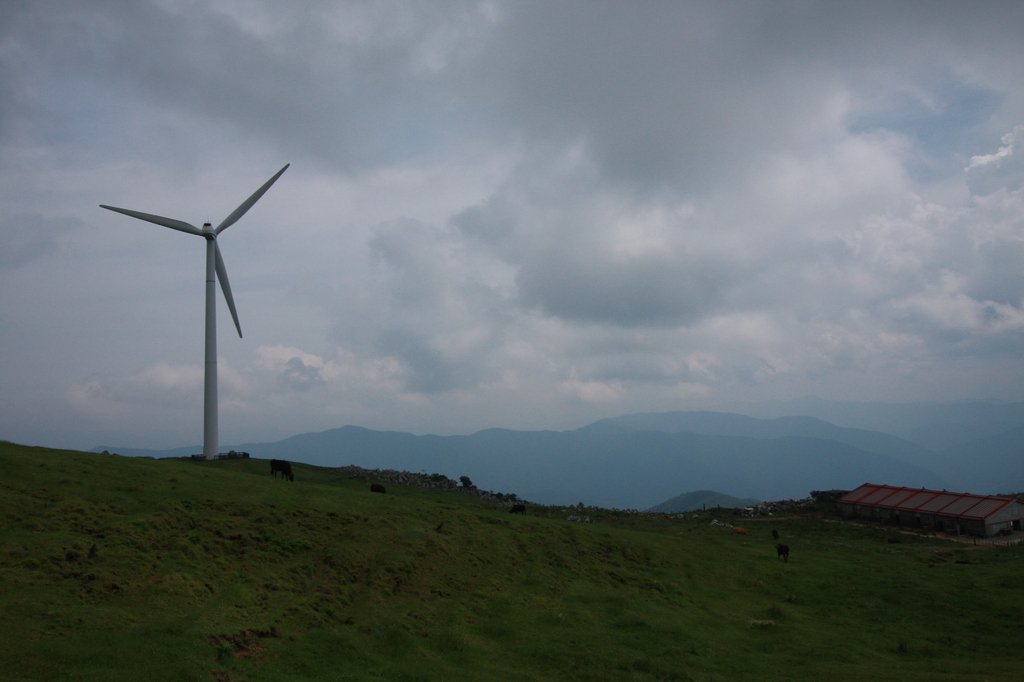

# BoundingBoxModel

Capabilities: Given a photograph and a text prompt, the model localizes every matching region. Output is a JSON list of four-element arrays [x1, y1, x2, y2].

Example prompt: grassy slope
[[1, 442, 1022, 682]]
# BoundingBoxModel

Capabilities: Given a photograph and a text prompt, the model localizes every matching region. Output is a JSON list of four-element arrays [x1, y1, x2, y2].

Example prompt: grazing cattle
[[732, 527, 748, 536], [270, 459, 294, 482], [776, 543, 790, 562], [370, 483, 386, 494], [509, 504, 526, 515], [887, 537, 901, 544], [771, 529, 779, 540]]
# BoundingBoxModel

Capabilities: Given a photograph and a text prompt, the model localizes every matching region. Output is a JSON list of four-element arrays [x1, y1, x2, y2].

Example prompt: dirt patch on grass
[[211, 671, 247, 682], [208, 627, 279, 659]]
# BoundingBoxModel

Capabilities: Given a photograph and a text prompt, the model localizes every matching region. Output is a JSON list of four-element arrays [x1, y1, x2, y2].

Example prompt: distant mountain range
[[93, 405, 1023, 510], [938, 426, 1024, 495], [648, 490, 761, 514], [720, 397, 1024, 451], [579, 411, 944, 472]]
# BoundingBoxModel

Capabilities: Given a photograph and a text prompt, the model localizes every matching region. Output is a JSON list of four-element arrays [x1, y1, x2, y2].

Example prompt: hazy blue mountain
[[90, 404, 1024, 506], [578, 411, 943, 472], [723, 397, 1024, 451], [94, 424, 949, 510], [648, 490, 761, 514], [250, 427, 949, 508], [939, 427, 1024, 495]]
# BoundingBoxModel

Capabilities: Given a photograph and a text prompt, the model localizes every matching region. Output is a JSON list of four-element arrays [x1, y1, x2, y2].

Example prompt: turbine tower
[[100, 164, 289, 460]]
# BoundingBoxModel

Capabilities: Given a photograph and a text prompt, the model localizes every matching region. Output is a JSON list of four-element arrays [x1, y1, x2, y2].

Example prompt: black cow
[[776, 543, 790, 562], [370, 483, 386, 494], [270, 459, 294, 482], [771, 529, 779, 540], [509, 504, 526, 515]]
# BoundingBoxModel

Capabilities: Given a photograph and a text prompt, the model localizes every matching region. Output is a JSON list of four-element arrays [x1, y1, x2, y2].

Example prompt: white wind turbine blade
[[99, 205, 204, 236], [214, 163, 290, 235], [214, 241, 243, 338]]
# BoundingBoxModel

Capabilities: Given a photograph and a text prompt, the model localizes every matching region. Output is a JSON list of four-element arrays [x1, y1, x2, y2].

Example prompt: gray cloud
[[1, 1, 491, 172], [967, 240, 1024, 306], [0, 214, 82, 269], [516, 251, 730, 327], [2, 1, 1024, 451], [456, 2, 1024, 192], [966, 125, 1024, 195], [323, 217, 513, 395], [278, 356, 324, 391]]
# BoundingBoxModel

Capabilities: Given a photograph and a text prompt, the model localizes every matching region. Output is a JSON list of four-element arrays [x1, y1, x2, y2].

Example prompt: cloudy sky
[[2, 0, 1023, 452]]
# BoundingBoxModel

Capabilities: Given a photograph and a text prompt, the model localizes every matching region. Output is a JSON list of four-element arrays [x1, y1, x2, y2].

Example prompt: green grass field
[[1, 440, 1022, 681]]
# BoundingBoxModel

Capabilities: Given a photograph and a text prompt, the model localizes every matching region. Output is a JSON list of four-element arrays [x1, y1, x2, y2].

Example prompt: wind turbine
[[100, 164, 289, 460]]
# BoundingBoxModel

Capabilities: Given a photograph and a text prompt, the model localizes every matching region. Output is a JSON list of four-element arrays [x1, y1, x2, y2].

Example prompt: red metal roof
[[941, 496, 985, 517], [838, 483, 1016, 520], [961, 497, 1014, 520], [916, 493, 961, 513], [875, 489, 918, 508], [839, 484, 882, 503], [894, 490, 941, 511], [860, 486, 902, 505]]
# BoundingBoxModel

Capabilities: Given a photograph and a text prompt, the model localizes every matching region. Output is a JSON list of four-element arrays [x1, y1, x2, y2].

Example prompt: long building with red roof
[[837, 483, 1024, 538]]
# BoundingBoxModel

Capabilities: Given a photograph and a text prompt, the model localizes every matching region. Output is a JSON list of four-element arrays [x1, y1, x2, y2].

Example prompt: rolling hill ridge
[[94, 411, 966, 509]]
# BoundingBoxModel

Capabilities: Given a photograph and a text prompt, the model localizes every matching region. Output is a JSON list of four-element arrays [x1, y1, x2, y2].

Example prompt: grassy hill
[[2, 441, 1022, 681]]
